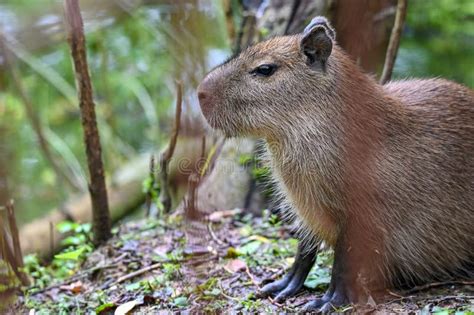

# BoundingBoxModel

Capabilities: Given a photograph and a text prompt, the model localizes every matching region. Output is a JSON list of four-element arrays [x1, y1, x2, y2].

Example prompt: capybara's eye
[[251, 64, 278, 77]]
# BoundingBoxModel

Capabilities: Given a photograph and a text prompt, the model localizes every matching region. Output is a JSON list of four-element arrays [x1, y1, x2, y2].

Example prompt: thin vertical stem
[[63, 0, 111, 244], [380, 0, 408, 84]]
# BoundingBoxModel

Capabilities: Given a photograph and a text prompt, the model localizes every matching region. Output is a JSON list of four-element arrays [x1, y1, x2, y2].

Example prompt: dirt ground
[[16, 210, 474, 314]]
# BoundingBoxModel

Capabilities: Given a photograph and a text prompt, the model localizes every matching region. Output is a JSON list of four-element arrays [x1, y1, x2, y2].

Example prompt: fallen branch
[[158, 81, 183, 214], [379, 0, 408, 84], [64, 0, 111, 244], [110, 258, 186, 287]]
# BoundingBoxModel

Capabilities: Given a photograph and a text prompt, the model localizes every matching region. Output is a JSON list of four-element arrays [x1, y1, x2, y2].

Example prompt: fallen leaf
[[224, 259, 247, 273], [59, 281, 84, 294], [237, 240, 261, 255], [173, 296, 188, 307], [125, 282, 141, 291], [114, 300, 138, 315], [96, 302, 116, 314]]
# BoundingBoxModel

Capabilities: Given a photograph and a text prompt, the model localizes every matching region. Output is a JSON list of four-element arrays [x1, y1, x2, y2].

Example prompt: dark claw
[[258, 241, 318, 301], [273, 275, 305, 302], [302, 297, 328, 312], [302, 288, 333, 311], [258, 272, 293, 298], [303, 285, 349, 314]]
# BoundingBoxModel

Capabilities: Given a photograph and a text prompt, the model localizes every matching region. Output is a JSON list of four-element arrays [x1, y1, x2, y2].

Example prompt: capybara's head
[[197, 16, 337, 138]]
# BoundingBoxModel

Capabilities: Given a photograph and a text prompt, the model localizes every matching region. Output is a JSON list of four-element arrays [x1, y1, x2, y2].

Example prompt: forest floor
[[15, 210, 474, 314]]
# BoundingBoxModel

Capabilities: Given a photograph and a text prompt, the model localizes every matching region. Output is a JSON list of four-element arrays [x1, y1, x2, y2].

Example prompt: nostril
[[198, 91, 207, 102], [198, 89, 214, 115]]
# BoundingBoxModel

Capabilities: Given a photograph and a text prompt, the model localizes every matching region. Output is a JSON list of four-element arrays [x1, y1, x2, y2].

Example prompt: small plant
[[23, 220, 95, 311]]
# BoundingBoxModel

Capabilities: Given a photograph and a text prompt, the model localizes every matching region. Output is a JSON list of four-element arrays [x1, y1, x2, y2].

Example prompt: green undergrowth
[[15, 210, 474, 314]]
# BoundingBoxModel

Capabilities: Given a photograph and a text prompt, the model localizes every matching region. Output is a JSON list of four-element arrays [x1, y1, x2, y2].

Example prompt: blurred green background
[[0, 0, 472, 224]]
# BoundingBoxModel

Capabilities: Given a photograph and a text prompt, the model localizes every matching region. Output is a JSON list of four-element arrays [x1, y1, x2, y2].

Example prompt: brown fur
[[198, 21, 474, 304]]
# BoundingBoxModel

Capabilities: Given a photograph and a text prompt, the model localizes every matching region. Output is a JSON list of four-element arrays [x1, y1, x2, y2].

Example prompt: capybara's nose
[[197, 90, 209, 106], [197, 78, 215, 117]]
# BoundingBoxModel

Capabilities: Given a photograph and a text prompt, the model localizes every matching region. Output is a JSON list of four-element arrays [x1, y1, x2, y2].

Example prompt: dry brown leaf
[[224, 259, 247, 273], [59, 280, 84, 294]]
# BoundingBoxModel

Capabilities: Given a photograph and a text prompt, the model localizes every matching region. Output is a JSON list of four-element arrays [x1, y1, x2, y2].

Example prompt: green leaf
[[56, 221, 79, 234], [95, 302, 115, 314], [77, 223, 91, 234], [304, 275, 330, 290], [54, 246, 86, 261], [304, 268, 331, 290], [60, 234, 86, 246], [125, 282, 141, 291], [173, 296, 187, 307], [238, 240, 261, 255]]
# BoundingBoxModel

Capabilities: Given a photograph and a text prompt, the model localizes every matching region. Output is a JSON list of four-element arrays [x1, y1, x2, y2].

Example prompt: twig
[[207, 222, 224, 245], [379, 0, 408, 84], [64, 0, 111, 244], [201, 138, 226, 178], [383, 293, 474, 307], [387, 290, 404, 298], [158, 81, 183, 214], [402, 280, 474, 295], [428, 295, 474, 303], [218, 281, 240, 301], [245, 266, 259, 288], [5, 201, 22, 269], [111, 259, 183, 287], [265, 268, 286, 282], [145, 154, 155, 217], [268, 296, 284, 307], [0, 215, 28, 286]]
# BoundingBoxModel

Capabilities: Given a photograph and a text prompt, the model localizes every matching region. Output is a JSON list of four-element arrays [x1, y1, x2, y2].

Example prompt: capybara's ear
[[301, 16, 335, 68]]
